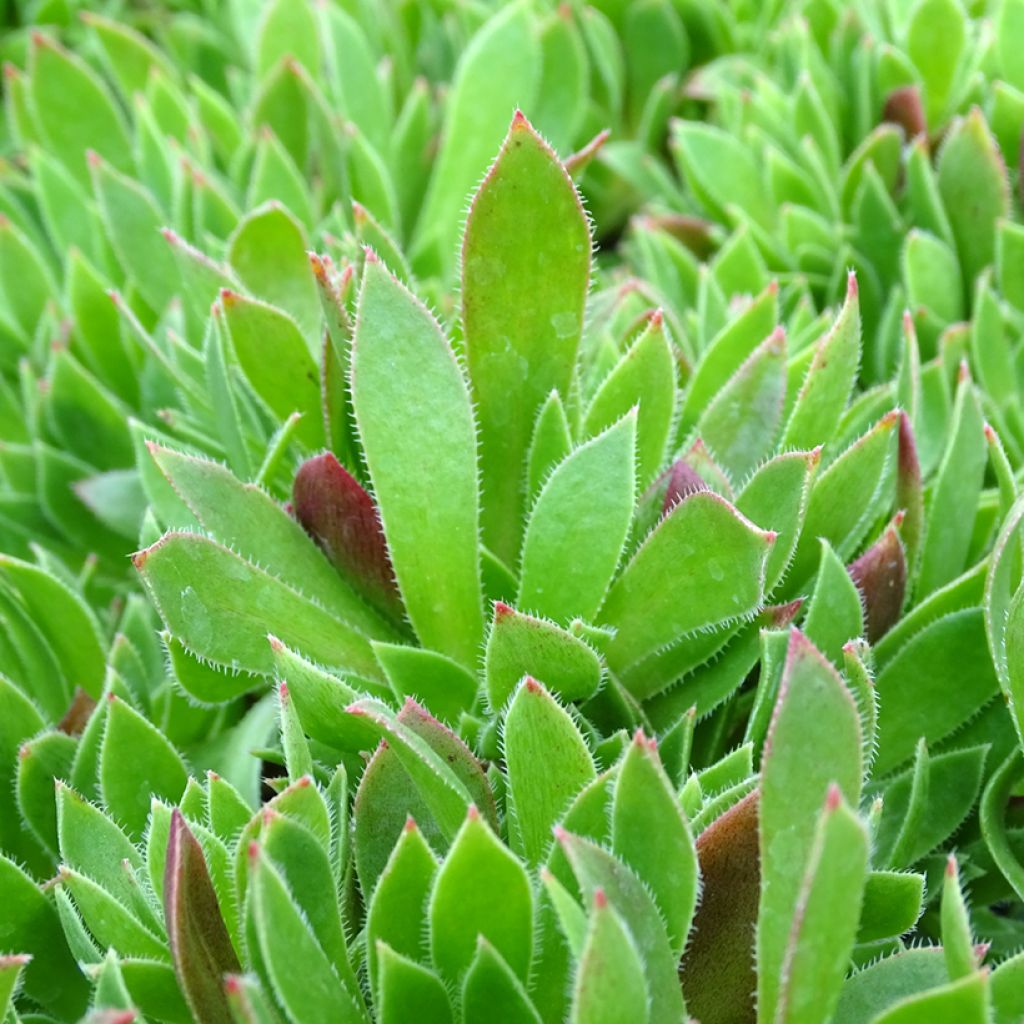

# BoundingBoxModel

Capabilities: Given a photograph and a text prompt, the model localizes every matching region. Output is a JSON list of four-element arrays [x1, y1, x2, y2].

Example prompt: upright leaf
[[503, 678, 595, 866], [757, 631, 862, 1023], [462, 111, 590, 564], [352, 257, 483, 669]]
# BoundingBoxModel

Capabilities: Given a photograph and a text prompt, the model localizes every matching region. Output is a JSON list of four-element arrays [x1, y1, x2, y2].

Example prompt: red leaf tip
[[224, 976, 242, 995], [594, 888, 608, 910], [267, 634, 284, 653], [404, 816, 418, 834], [984, 422, 997, 442], [467, 804, 480, 822], [511, 109, 529, 130], [363, 246, 380, 264], [946, 853, 958, 878], [825, 782, 842, 811], [649, 307, 664, 328], [247, 841, 260, 864], [278, 681, 290, 701], [494, 600, 514, 621], [219, 288, 240, 307], [632, 727, 648, 747], [86, 149, 101, 168], [846, 269, 858, 299], [525, 676, 542, 694]]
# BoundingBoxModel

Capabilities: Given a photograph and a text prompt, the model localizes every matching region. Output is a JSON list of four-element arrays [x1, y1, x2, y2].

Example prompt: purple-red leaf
[[165, 809, 241, 1024], [883, 86, 927, 142], [848, 517, 908, 642], [292, 452, 402, 621], [680, 790, 759, 1024]]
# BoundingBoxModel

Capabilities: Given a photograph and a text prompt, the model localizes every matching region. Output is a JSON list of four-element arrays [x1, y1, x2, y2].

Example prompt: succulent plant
[[2, 1, 1024, 1023]]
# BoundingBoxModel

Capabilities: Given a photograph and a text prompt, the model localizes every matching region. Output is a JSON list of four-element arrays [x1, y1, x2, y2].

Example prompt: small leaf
[[848, 519, 907, 642], [373, 643, 478, 725], [782, 272, 861, 451], [937, 107, 1010, 294], [785, 412, 900, 591], [90, 154, 178, 315], [100, 696, 188, 838], [428, 806, 534, 986], [941, 855, 979, 981], [348, 699, 474, 842], [518, 413, 637, 623], [352, 257, 484, 669], [376, 944, 453, 1024], [414, 8, 540, 276], [917, 369, 987, 598], [857, 871, 925, 944], [698, 326, 787, 481], [611, 731, 697, 959], [165, 810, 240, 1024], [570, 891, 649, 1024], [219, 290, 324, 450], [871, 971, 989, 1024], [28, 33, 131, 184], [367, 820, 437, 997], [834, 948, 948, 1023], [503, 678, 595, 866], [802, 541, 865, 664], [874, 609, 999, 775], [484, 601, 602, 709], [672, 121, 773, 229], [526, 390, 573, 502], [227, 203, 320, 343], [584, 311, 676, 486], [680, 791, 758, 1024], [557, 830, 685, 1024], [462, 939, 542, 1024]]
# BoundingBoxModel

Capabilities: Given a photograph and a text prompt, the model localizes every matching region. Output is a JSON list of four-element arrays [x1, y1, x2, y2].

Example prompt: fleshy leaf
[[428, 806, 534, 986], [599, 491, 774, 678], [461, 938, 542, 1024], [776, 788, 869, 1024], [461, 111, 590, 564], [611, 730, 697, 958], [135, 533, 381, 679], [367, 820, 437, 996], [569, 891, 649, 1024], [518, 413, 637, 623]]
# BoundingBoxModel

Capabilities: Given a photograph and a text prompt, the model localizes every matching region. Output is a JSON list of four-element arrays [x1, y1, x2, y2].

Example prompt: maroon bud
[[292, 452, 402, 620], [847, 519, 907, 642]]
